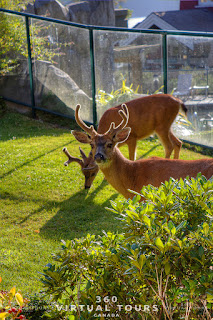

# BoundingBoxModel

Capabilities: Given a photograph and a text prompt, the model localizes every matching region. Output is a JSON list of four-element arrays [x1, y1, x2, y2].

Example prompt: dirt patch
[[5, 101, 32, 115]]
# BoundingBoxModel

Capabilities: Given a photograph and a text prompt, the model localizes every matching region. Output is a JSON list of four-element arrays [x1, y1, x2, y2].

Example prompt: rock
[[34, 0, 69, 21], [0, 60, 32, 106], [0, 60, 92, 121], [115, 9, 128, 28], [34, 60, 92, 120], [25, 3, 36, 14], [67, 0, 115, 26]]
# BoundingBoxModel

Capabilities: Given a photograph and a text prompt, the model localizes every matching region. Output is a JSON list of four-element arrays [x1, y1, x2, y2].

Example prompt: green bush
[[0, 277, 29, 320], [0, 0, 60, 75], [21, 294, 51, 320], [40, 174, 213, 320]]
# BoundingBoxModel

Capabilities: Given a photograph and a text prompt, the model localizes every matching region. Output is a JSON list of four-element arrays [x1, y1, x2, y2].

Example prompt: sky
[[121, 0, 180, 18], [120, 0, 180, 27]]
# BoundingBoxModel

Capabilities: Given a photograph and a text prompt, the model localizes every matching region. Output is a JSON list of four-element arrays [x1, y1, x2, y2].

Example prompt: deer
[[62, 146, 99, 189], [66, 94, 186, 189], [97, 94, 187, 161], [72, 104, 213, 200]]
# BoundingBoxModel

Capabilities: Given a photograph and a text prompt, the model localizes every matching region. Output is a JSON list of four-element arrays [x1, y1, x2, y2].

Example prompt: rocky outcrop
[[23, 0, 116, 95], [25, 0, 115, 26], [4, 0, 129, 120], [0, 60, 92, 121], [67, 1, 115, 26], [33, 0, 69, 21], [33, 60, 92, 119]]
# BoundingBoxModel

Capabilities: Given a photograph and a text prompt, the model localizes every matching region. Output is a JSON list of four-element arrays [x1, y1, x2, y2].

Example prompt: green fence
[[1, 8, 213, 148]]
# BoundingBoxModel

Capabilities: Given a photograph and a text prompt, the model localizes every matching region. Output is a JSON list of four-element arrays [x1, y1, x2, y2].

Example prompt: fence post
[[25, 16, 36, 118], [162, 33, 168, 94], [89, 29, 97, 128]]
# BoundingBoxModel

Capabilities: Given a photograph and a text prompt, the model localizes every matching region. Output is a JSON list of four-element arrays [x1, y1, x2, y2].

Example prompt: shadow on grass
[[0, 110, 73, 142], [138, 143, 161, 160], [13, 178, 122, 240], [0, 141, 75, 180]]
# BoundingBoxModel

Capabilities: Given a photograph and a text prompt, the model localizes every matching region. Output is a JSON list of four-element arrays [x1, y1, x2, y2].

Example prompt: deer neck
[[98, 147, 136, 199]]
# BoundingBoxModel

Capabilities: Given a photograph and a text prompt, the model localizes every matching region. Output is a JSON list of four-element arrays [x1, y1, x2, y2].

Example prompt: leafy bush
[[96, 79, 140, 107], [40, 174, 213, 320], [0, 0, 60, 75], [0, 277, 29, 320], [21, 294, 51, 320]]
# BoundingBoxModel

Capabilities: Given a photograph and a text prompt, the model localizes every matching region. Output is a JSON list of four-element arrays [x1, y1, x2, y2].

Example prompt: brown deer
[[72, 104, 213, 200], [65, 94, 186, 189], [63, 147, 99, 189], [97, 94, 187, 161]]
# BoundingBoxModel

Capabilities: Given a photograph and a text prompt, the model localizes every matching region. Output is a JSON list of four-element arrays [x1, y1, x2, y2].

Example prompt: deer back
[[98, 94, 185, 139]]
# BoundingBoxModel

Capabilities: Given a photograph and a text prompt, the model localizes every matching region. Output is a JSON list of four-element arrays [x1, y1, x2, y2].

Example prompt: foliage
[[96, 79, 140, 106], [41, 174, 213, 319], [183, 141, 213, 158], [96, 76, 164, 117], [21, 294, 50, 320], [0, 0, 24, 10], [0, 277, 29, 320], [0, 0, 60, 75]]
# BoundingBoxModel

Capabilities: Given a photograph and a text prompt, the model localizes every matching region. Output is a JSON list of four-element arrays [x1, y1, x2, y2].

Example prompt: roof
[[135, 8, 213, 32]]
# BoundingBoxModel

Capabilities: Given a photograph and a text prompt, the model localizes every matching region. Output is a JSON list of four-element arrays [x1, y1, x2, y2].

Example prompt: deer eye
[[106, 143, 113, 148]]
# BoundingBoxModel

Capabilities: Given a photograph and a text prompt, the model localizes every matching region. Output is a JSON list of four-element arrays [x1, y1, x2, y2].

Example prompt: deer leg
[[169, 131, 182, 159], [127, 139, 137, 161], [156, 130, 174, 159]]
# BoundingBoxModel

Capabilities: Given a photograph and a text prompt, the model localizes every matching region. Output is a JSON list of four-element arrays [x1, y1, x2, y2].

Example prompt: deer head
[[72, 104, 131, 166], [63, 146, 99, 189]]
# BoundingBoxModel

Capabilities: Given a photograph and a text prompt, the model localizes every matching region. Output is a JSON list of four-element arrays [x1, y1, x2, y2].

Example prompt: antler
[[63, 147, 83, 167], [79, 147, 87, 161], [79, 147, 98, 169], [63, 147, 98, 171], [75, 104, 97, 136], [106, 103, 129, 136]]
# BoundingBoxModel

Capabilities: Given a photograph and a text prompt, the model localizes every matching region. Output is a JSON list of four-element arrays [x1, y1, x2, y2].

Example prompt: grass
[[0, 105, 211, 296]]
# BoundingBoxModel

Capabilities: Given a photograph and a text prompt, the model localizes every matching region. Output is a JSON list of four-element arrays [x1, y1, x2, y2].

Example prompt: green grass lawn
[[0, 107, 210, 296]]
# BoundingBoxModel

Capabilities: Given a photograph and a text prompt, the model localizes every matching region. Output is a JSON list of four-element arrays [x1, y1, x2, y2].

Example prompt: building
[[120, 0, 179, 19], [135, 0, 213, 32]]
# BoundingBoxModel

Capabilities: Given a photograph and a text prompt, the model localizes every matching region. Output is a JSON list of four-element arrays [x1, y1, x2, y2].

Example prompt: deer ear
[[113, 127, 131, 144], [71, 130, 92, 144]]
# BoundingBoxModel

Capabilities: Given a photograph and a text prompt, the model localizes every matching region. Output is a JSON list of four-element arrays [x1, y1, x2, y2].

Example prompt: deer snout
[[95, 153, 105, 163]]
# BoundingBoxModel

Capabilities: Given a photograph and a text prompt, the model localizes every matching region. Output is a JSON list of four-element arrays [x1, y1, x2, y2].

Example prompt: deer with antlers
[[64, 94, 186, 189], [72, 104, 213, 200], [63, 147, 99, 189]]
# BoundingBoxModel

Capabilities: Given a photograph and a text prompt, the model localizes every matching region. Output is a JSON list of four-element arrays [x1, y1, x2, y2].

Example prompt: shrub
[[40, 174, 213, 320], [0, 277, 29, 320], [0, 1, 60, 75], [21, 293, 51, 320]]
